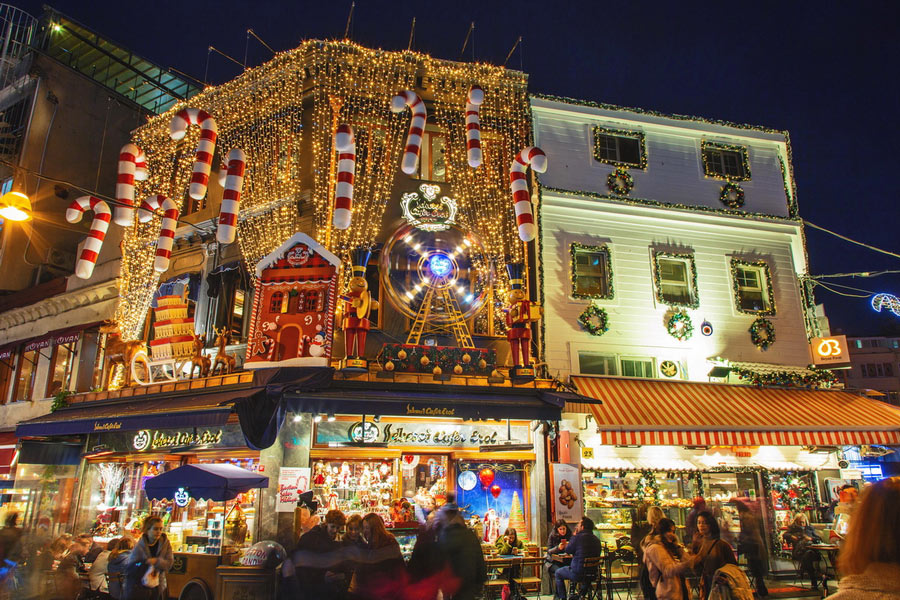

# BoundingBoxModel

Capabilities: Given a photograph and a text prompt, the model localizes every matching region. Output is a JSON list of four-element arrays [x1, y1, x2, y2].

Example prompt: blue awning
[[144, 463, 268, 501], [14, 388, 253, 437]]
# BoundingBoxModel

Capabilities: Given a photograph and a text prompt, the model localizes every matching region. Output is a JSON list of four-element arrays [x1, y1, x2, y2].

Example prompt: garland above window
[[571, 242, 615, 300], [606, 168, 634, 196], [666, 310, 694, 341], [701, 140, 751, 182], [592, 125, 647, 169], [730, 258, 776, 316], [719, 182, 745, 209], [749, 317, 776, 350], [578, 304, 609, 336]]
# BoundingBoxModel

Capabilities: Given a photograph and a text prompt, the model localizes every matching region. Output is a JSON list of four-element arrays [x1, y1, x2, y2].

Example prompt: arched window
[[269, 291, 284, 313], [304, 291, 321, 312]]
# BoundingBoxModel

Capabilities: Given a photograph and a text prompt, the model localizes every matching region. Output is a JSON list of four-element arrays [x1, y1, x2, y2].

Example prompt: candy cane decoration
[[333, 124, 355, 230], [465, 85, 484, 168], [214, 149, 246, 244], [66, 196, 111, 279], [114, 143, 148, 226], [390, 91, 426, 175], [509, 146, 547, 242], [138, 195, 180, 272], [169, 108, 217, 201]]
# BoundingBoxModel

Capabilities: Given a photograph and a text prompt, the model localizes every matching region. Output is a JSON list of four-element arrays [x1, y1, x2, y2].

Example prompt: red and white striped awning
[[572, 376, 900, 446]]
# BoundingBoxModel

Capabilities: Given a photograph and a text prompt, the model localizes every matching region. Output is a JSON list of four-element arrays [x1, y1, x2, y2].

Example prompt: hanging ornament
[[398, 349, 408, 360], [420, 355, 430, 367], [384, 361, 395, 372], [453, 364, 463, 375], [432, 366, 442, 376], [490, 484, 502, 499], [700, 320, 714, 336], [478, 468, 495, 488], [462, 353, 472, 364]]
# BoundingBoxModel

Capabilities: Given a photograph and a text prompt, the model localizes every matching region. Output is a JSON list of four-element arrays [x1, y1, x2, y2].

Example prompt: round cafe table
[[809, 544, 840, 592]]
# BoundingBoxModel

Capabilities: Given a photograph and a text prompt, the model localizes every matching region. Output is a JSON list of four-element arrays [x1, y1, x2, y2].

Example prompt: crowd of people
[[0, 514, 170, 600]]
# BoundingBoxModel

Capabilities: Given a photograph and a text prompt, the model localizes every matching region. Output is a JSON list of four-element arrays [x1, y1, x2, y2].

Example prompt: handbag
[[141, 566, 160, 588]]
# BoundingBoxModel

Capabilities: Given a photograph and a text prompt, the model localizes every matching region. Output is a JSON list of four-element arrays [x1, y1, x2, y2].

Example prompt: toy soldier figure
[[340, 249, 378, 369], [504, 263, 541, 379]]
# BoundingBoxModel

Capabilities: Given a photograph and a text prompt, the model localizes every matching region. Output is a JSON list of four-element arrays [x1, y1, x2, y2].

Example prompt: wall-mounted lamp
[[0, 191, 32, 222]]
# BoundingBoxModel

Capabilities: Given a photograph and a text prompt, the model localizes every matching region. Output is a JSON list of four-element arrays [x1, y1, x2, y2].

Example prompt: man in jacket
[[554, 516, 603, 600]]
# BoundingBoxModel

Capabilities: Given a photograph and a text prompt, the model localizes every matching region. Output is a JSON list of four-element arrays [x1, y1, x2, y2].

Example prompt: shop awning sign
[[316, 419, 530, 449], [811, 335, 850, 367]]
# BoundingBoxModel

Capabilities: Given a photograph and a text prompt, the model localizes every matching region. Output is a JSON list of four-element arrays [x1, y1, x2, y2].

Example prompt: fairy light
[[114, 40, 535, 339]]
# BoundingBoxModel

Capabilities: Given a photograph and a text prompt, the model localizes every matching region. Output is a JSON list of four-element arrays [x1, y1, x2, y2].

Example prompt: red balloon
[[490, 484, 502, 499], [479, 468, 495, 488]]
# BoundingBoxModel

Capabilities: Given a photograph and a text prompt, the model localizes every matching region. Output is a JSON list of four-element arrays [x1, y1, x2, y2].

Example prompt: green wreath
[[749, 317, 776, 350], [578, 305, 609, 336], [607, 167, 634, 195], [666, 311, 693, 341], [720, 182, 745, 209]]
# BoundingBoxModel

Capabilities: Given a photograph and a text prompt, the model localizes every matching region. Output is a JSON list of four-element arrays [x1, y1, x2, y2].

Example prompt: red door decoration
[[244, 233, 340, 368]]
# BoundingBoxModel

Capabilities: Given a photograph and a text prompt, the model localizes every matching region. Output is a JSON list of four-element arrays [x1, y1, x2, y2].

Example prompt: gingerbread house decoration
[[245, 233, 340, 368]]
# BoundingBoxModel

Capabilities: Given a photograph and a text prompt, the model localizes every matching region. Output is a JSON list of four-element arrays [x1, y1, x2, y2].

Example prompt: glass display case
[[312, 459, 398, 522], [391, 527, 419, 561]]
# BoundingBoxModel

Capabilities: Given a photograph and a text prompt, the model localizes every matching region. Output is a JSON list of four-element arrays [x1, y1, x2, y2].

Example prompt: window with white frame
[[620, 358, 655, 378], [654, 252, 697, 308], [731, 259, 774, 315], [592, 126, 646, 168], [702, 141, 749, 180], [571, 243, 613, 299], [578, 352, 617, 376]]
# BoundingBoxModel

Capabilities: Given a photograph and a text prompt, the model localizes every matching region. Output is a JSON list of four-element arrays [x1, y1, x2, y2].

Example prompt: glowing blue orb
[[428, 253, 453, 278]]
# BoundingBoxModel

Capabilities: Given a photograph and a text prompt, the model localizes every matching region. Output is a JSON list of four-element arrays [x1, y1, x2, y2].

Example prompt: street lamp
[[0, 191, 32, 222]]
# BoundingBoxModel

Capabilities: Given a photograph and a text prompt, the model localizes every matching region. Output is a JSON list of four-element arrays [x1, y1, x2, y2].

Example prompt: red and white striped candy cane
[[114, 143, 149, 226], [509, 146, 547, 242], [214, 149, 245, 244], [333, 124, 355, 230], [466, 85, 484, 168], [138, 195, 180, 273], [390, 91, 426, 175], [66, 196, 111, 279], [169, 108, 217, 201]]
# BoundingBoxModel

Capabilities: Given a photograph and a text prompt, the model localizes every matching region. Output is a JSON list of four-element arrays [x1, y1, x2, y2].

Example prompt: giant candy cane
[[169, 108, 217, 200], [332, 124, 355, 230], [465, 85, 484, 168], [114, 143, 148, 226], [66, 196, 111, 279], [509, 146, 547, 242], [214, 149, 245, 244], [138, 195, 180, 272], [390, 91, 426, 175]]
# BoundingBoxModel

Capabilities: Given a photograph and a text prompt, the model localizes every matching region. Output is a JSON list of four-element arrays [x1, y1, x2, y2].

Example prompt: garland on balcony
[[378, 343, 497, 376]]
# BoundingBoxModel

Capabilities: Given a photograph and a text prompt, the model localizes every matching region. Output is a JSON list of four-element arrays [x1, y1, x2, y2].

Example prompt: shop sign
[[840, 468, 863, 480], [170, 555, 187, 575], [173, 487, 191, 507], [90, 424, 242, 453], [54, 332, 81, 346], [277, 467, 311, 513], [811, 335, 849, 367], [315, 420, 530, 449], [23, 337, 51, 352]]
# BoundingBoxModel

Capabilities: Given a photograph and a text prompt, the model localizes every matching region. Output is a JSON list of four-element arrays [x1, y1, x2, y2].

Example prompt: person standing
[[735, 501, 768, 598], [690, 510, 737, 599], [436, 507, 486, 600], [554, 516, 603, 600], [107, 537, 134, 600], [642, 518, 698, 600], [825, 476, 900, 599], [830, 484, 859, 543], [294, 509, 346, 599], [351, 513, 406, 600], [124, 516, 173, 600], [684, 498, 707, 544]]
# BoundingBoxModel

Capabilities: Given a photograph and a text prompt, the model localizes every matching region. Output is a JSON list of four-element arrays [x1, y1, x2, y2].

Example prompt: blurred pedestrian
[[55, 535, 90, 600], [293, 509, 346, 599], [684, 498, 707, 544], [735, 501, 768, 598], [350, 513, 406, 600], [436, 507, 486, 600], [826, 477, 900, 599]]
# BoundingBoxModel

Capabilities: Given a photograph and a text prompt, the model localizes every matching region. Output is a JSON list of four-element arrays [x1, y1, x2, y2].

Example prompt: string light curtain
[[116, 40, 532, 340]]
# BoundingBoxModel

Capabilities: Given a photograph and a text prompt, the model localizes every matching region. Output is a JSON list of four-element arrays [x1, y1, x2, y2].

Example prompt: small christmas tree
[[507, 490, 528, 540]]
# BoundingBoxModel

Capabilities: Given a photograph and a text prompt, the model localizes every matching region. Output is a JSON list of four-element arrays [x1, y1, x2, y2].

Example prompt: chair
[[483, 557, 514, 600], [574, 556, 603, 600], [512, 556, 543, 598], [607, 548, 637, 600]]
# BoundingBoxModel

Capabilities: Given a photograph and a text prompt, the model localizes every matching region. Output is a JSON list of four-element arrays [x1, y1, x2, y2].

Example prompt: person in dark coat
[[293, 509, 346, 599], [124, 516, 173, 600], [545, 519, 573, 581], [690, 510, 737, 599], [436, 508, 486, 600], [684, 498, 707, 544], [783, 513, 821, 589], [107, 537, 134, 600], [630, 504, 653, 564], [735, 501, 768, 597], [554, 516, 603, 600]]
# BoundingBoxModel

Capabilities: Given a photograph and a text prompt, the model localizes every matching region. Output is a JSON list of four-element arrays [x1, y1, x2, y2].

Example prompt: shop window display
[[15, 463, 78, 534], [312, 459, 399, 522], [455, 462, 527, 543]]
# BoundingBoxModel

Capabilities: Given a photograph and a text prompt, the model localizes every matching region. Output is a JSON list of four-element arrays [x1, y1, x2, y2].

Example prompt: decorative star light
[[871, 293, 900, 317]]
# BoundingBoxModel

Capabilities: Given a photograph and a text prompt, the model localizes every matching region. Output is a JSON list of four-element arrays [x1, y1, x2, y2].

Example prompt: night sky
[[14, 0, 900, 336]]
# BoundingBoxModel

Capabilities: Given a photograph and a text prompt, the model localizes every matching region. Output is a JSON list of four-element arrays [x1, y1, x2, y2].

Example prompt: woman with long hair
[[784, 512, 822, 590], [494, 527, 525, 555], [546, 519, 572, 580], [124, 516, 173, 600], [826, 477, 900, 599], [107, 537, 134, 600], [690, 510, 737, 598], [349, 513, 406, 599], [642, 518, 698, 600]]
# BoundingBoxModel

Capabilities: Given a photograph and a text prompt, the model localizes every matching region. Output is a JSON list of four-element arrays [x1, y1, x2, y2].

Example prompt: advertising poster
[[455, 462, 525, 543], [277, 467, 310, 512], [551, 463, 582, 522]]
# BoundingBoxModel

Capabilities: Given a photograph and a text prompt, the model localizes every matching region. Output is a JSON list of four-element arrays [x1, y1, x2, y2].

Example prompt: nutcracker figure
[[504, 262, 542, 379], [340, 248, 379, 369]]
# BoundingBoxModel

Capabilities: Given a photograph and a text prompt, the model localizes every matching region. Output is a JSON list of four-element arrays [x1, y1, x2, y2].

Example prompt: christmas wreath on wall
[[720, 182, 745, 209], [666, 311, 693, 341], [749, 317, 776, 350], [606, 167, 634, 196], [578, 305, 609, 336]]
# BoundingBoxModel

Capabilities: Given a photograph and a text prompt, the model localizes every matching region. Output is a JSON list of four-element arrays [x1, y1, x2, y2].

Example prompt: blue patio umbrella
[[144, 463, 268, 502]]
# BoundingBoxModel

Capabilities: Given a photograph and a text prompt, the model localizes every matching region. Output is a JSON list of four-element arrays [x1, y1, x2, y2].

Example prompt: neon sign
[[872, 293, 900, 317], [174, 487, 190, 507]]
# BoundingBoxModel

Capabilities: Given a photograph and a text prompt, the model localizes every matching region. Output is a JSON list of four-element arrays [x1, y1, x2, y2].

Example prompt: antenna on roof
[[407, 17, 416, 52], [460, 22, 474, 61], [344, 2, 355, 40], [503, 35, 522, 68]]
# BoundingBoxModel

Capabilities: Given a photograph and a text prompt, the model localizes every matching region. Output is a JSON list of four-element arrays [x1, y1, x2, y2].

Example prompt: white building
[[532, 94, 819, 383]]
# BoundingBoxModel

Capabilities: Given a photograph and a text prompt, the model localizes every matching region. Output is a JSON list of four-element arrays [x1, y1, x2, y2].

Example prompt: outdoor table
[[485, 555, 526, 598], [809, 544, 840, 593]]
